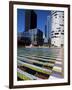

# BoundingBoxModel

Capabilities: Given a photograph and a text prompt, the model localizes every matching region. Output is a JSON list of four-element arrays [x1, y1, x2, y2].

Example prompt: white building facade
[[51, 11, 64, 47]]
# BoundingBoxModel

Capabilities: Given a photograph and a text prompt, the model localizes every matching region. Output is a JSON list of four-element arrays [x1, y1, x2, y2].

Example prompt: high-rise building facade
[[47, 16, 51, 41], [25, 10, 37, 31], [44, 24, 48, 44], [51, 11, 64, 47], [45, 24, 47, 38], [28, 28, 43, 46]]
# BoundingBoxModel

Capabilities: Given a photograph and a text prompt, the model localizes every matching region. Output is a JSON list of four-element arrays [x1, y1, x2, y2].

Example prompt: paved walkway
[[17, 48, 64, 80]]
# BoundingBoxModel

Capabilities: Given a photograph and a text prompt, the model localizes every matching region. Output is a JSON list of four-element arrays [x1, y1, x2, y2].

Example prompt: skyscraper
[[25, 10, 37, 31], [47, 16, 51, 41], [44, 24, 48, 44], [51, 11, 64, 47], [45, 24, 47, 38]]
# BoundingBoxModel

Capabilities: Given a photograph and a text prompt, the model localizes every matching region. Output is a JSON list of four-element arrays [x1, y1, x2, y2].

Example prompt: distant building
[[29, 28, 43, 46], [45, 25, 47, 38], [44, 16, 51, 45], [44, 25, 48, 44], [17, 32, 23, 40], [25, 10, 37, 31], [18, 29, 43, 46], [51, 11, 64, 47], [18, 32, 31, 46], [47, 16, 51, 41]]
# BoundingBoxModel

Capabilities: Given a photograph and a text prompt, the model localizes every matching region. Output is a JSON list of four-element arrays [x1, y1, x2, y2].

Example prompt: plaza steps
[[17, 54, 64, 80]]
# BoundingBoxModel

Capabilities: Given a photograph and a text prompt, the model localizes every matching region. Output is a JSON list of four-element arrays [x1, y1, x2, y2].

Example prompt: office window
[[51, 31, 54, 33], [58, 30, 61, 32], [55, 33, 59, 35], [54, 14, 57, 16], [56, 27, 61, 29], [59, 24, 64, 26], [61, 33, 64, 35], [59, 16, 61, 18], [51, 34, 53, 35]]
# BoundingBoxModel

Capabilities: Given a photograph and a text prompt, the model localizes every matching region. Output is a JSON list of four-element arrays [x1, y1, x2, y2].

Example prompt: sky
[[17, 9, 51, 34]]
